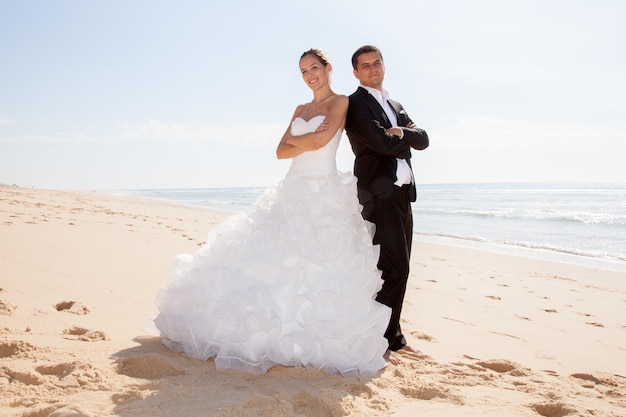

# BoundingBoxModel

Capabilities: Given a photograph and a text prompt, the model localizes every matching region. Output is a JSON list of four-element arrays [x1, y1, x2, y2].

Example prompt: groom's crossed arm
[[347, 96, 412, 159], [389, 100, 429, 152]]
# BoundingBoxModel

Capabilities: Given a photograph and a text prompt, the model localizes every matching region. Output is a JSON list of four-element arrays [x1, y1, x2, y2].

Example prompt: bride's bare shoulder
[[330, 95, 349, 111]]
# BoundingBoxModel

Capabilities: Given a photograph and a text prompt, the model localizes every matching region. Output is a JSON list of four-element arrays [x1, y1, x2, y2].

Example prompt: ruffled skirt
[[154, 171, 390, 376]]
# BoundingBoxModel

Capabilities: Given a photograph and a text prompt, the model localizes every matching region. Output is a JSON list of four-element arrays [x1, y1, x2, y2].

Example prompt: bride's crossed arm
[[276, 96, 348, 160]]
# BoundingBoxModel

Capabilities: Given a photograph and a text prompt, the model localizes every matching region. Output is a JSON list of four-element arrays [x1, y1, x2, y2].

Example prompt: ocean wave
[[413, 207, 626, 226], [111, 183, 626, 271], [415, 231, 626, 266]]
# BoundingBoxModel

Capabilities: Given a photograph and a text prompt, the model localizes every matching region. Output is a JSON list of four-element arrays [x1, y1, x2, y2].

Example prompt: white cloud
[[0, 119, 286, 148]]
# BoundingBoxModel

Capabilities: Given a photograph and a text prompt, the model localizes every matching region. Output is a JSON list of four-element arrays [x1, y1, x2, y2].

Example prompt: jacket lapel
[[358, 87, 392, 127], [387, 100, 407, 125]]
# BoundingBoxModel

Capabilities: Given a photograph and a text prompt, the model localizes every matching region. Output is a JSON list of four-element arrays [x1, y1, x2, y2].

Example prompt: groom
[[345, 45, 429, 358]]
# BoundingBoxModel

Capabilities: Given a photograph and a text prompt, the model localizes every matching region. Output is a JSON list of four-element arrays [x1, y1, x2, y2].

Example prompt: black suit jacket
[[345, 87, 429, 204]]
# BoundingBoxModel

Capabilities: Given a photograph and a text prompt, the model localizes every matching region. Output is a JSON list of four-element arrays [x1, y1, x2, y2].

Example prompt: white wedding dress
[[154, 115, 390, 376]]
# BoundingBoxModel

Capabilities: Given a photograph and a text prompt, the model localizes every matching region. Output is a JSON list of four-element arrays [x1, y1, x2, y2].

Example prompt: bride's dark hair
[[300, 48, 330, 66]]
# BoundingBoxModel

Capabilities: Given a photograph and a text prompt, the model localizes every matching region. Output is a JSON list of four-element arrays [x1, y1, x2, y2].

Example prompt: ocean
[[114, 183, 626, 272]]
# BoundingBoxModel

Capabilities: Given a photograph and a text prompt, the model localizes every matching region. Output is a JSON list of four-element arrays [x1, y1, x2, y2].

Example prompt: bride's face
[[299, 55, 330, 91]]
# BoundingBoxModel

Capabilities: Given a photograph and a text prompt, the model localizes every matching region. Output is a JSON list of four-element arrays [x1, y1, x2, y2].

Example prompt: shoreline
[[107, 184, 626, 273], [1, 186, 625, 416], [415, 233, 626, 274]]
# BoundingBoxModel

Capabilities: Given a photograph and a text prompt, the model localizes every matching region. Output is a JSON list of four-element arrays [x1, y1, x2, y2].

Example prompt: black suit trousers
[[361, 184, 413, 351]]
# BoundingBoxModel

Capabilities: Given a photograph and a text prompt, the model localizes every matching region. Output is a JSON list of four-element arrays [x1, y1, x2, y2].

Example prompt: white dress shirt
[[361, 85, 413, 186]]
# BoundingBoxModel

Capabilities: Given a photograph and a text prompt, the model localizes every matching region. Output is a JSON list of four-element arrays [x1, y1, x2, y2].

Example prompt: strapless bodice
[[288, 115, 340, 176]]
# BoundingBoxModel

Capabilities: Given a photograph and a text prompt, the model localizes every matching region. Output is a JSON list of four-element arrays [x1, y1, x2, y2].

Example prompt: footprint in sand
[[352, 383, 391, 411], [48, 405, 94, 417], [33, 361, 105, 389], [115, 354, 185, 379], [0, 340, 37, 359], [35, 364, 80, 387], [442, 316, 473, 326], [224, 389, 347, 417], [63, 326, 109, 342], [394, 375, 463, 405], [55, 301, 90, 315], [476, 359, 530, 376], [411, 331, 436, 342], [0, 367, 45, 385], [570, 372, 621, 389], [531, 402, 576, 417], [111, 382, 158, 405], [0, 299, 16, 315], [21, 404, 93, 417], [292, 389, 345, 417], [36, 362, 79, 379]]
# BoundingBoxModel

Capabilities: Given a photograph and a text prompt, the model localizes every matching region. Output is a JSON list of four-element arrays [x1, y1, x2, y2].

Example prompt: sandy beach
[[1, 185, 625, 417]]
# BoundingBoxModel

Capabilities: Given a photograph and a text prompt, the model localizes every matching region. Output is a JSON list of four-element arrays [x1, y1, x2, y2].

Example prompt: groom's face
[[353, 51, 385, 90]]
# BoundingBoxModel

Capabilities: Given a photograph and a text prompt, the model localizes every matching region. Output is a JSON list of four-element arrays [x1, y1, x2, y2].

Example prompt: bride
[[153, 49, 391, 376]]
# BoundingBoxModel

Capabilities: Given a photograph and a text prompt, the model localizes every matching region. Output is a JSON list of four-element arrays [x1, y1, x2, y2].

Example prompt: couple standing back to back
[[153, 45, 429, 376]]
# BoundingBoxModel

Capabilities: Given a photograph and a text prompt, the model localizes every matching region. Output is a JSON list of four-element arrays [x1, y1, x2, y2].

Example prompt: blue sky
[[1, 0, 624, 190]]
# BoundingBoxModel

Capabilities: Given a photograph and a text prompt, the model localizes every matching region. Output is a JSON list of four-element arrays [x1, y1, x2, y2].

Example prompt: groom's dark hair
[[351, 45, 383, 70]]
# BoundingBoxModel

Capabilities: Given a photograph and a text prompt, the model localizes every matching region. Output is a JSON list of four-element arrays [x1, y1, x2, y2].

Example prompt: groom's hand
[[386, 127, 404, 138]]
